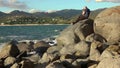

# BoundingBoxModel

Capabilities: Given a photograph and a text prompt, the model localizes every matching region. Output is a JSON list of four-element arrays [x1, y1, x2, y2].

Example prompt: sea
[[0, 24, 69, 44]]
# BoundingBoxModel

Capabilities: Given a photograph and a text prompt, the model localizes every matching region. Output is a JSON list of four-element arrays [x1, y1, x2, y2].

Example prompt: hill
[[0, 8, 105, 25]]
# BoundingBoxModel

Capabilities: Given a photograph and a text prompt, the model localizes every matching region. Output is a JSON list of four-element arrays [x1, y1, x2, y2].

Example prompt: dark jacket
[[83, 8, 90, 18]]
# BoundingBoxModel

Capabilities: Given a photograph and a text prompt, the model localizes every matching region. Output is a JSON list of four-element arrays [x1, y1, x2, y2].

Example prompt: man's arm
[[82, 10, 86, 16]]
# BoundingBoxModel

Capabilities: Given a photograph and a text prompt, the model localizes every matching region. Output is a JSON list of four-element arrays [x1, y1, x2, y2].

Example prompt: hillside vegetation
[[0, 9, 105, 25]]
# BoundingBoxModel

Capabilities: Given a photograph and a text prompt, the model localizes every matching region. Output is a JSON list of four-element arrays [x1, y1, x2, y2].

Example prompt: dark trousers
[[72, 15, 87, 25]]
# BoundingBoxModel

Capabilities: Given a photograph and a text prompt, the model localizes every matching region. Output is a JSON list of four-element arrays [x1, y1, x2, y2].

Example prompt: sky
[[0, 0, 120, 13]]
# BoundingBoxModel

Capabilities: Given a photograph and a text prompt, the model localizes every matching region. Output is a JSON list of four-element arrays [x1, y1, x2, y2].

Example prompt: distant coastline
[[0, 24, 70, 26]]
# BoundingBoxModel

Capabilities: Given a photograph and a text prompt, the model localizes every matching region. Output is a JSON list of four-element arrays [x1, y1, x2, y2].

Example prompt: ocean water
[[0, 25, 69, 43]]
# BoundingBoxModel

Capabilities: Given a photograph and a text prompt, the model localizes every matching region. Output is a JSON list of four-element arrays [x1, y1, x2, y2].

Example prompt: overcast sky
[[0, 0, 119, 13]]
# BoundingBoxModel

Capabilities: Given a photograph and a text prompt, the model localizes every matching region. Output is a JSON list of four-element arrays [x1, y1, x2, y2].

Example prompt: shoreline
[[0, 24, 70, 26]]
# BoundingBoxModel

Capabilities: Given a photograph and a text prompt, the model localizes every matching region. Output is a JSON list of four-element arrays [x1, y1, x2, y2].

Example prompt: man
[[72, 6, 90, 24]]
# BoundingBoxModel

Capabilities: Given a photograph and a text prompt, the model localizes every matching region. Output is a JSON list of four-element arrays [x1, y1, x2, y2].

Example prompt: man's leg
[[72, 15, 86, 25]]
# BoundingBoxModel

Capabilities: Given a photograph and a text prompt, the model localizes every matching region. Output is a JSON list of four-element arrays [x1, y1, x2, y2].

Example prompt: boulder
[[47, 46, 62, 59], [46, 60, 65, 68], [34, 64, 46, 68], [60, 44, 75, 55], [4, 57, 16, 67], [74, 41, 90, 58], [87, 60, 98, 68], [88, 64, 97, 68], [20, 60, 34, 68], [47, 46, 62, 54], [99, 45, 120, 61], [0, 60, 4, 68], [60, 41, 90, 59], [34, 41, 50, 55], [89, 41, 101, 61], [57, 19, 94, 46], [96, 57, 120, 68], [0, 43, 19, 59], [33, 41, 49, 49], [17, 42, 33, 52], [99, 49, 114, 61], [10, 40, 19, 46], [85, 33, 107, 43], [72, 58, 89, 68], [60, 54, 76, 60], [23, 53, 41, 63], [38, 53, 50, 64], [60, 59, 74, 68], [16, 51, 27, 62], [94, 6, 120, 44], [10, 63, 19, 68], [39, 52, 59, 64]]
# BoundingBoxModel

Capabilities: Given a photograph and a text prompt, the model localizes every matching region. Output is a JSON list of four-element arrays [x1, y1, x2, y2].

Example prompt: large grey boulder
[[57, 19, 93, 46], [94, 6, 120, 44], [60, 41, 90, 59]]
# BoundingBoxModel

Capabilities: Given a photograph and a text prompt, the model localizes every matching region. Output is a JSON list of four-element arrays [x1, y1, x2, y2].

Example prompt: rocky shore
[[0, 6, 120, 68]]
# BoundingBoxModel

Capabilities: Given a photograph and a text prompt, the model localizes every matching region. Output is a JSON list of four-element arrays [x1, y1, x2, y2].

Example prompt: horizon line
[[0, 8, 107, 13]]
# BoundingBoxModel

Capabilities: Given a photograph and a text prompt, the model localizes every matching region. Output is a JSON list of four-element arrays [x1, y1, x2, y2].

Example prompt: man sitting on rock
[[72, 6, 91, 25]]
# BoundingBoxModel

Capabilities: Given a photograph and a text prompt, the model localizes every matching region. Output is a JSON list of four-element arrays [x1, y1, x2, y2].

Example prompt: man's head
[[83, 6, 88, 9]]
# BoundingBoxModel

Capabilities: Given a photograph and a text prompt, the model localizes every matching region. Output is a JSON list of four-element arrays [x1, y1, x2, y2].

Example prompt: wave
[[6, 35, 27, 38]]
